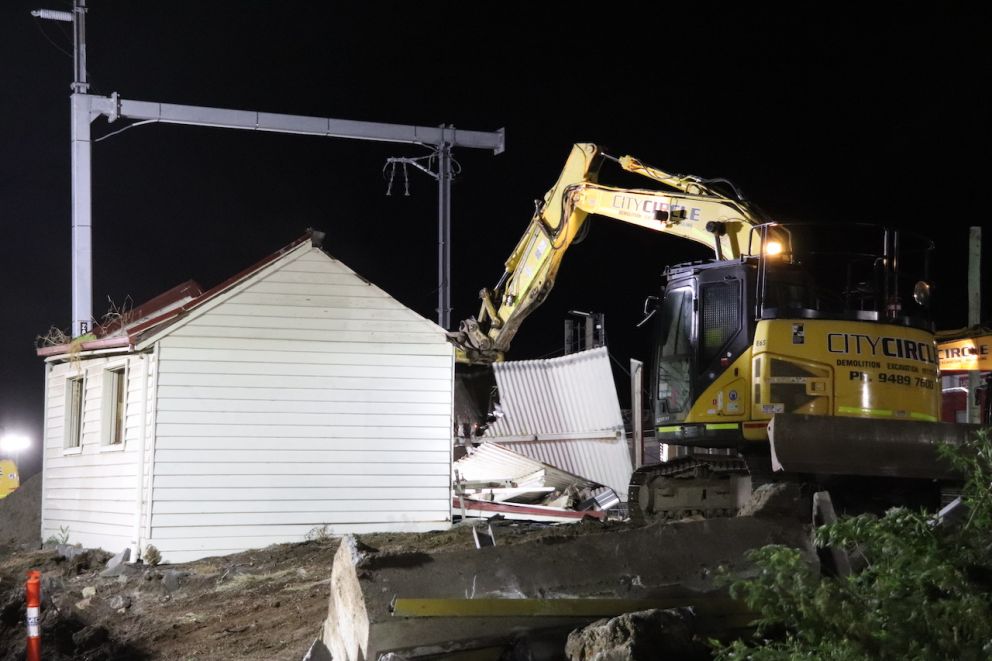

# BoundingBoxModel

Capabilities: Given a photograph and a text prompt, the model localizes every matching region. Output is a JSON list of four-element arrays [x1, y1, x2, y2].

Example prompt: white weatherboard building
[[38, 232, 454, 563]]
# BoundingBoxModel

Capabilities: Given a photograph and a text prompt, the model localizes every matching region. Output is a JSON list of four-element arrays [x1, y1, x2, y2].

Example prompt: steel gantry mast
[[34, 1, 504, 335]]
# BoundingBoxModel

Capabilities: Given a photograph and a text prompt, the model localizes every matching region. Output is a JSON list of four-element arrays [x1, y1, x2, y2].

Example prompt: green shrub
[[715, 429, 992, 660]]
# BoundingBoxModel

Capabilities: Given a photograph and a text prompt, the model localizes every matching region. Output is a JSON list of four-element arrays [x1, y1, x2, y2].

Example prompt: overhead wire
[[93, 120, 160, 143], [32, 16, 73, 58]]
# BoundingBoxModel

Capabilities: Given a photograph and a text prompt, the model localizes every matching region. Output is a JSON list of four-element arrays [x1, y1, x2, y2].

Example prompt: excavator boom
[[450, 143, 764, 363]]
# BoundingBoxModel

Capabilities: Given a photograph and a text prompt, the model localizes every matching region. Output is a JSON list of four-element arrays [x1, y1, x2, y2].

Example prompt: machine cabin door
[[692, 267, 751, 398], [652, 263, 752, 426], [653, 284, 694, 424]]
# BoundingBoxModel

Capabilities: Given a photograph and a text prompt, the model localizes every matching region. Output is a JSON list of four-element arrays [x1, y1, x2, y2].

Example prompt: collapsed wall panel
[[485, 347, 633, 499]]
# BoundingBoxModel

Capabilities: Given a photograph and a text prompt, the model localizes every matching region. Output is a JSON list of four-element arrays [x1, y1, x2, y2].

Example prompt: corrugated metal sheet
[[486, 347, 624, 437], [496, 437, 632, 501], [453, 442, 600, 493], [484, 347, 632, 499]]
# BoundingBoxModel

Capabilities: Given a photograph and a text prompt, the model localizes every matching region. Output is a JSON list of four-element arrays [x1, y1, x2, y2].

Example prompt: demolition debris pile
[[0, 473, 41, 549], [321, 510, 814, 660], [0, 485, 814, 660]]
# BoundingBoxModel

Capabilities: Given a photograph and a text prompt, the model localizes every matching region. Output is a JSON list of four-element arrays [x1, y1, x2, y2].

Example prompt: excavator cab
[[650, 223, 939, 449]]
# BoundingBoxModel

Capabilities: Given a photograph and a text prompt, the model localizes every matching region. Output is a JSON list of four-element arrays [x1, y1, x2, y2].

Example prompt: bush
[[143, 544, 162, 566], [715, 429, 992, 660]]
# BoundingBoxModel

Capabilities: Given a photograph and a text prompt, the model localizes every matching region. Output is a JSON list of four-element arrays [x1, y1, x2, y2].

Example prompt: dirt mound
[[0, 473, 41, 549]]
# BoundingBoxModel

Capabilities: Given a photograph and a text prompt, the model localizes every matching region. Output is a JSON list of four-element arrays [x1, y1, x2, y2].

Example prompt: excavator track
[[628, 453, 752, 524]]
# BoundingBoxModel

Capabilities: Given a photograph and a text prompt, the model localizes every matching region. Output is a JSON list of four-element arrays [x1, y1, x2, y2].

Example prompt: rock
[[81, 586, 97, 599], [302, 638, 334, 661], [101, 561, 138, 578], [565, 608, 704, 661], [41, 575, 65, 599], [109, 595, 131, 610], [163, 569, 187, 593], [0, 591, 22, 627], [104, 547, 131, 571], [56, 544, 88, 561], [739, 482, 807, 520], [72, 624, 109, 651], [65, 550, 105, 575], [75, 598, 91, 610]]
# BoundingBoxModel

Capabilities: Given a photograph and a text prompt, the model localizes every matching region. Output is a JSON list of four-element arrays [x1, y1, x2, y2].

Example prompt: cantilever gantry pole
[[68, 93, 504, 334], [50, 1, 504, 335]]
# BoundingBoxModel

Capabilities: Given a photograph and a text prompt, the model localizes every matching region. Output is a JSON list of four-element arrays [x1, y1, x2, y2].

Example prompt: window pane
[[112, 369, 125, 444], [65, 377, 83, 448], [656, 288, 692, 415], [700, 282, 740, 365]]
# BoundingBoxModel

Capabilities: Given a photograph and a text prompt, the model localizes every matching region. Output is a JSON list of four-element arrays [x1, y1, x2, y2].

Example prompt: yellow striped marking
[[838, 406, 937, 422]]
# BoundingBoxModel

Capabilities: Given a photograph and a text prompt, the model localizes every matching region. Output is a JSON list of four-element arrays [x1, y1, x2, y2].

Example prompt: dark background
[[1, 2, 988, 477]]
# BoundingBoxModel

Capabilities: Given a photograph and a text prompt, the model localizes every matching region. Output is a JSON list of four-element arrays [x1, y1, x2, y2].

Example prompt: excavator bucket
[[768, 413, 984, 480]]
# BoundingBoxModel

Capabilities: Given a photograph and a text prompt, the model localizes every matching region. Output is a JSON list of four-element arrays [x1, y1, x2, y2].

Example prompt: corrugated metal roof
[[36, 280, 203, 357], [485, 347, 624, 437], [38, 232, 315, 357], [453, 442, 600, 493], [484, 347, 632, 499]]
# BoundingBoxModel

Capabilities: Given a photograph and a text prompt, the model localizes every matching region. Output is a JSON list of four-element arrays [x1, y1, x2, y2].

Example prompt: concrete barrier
[[322, 517, 815, 659]]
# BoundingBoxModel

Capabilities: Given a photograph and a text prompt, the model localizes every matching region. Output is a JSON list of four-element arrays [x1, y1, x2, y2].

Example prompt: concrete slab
[[322, 517, 815, 659]]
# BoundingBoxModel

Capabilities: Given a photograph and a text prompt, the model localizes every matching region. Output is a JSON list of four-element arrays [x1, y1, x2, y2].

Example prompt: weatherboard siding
[[42, 353, 155, 553], [147, 245, 453, 562]]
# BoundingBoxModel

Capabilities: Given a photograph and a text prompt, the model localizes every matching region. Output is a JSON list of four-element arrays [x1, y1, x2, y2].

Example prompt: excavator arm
[[451, 143, 764, 364]]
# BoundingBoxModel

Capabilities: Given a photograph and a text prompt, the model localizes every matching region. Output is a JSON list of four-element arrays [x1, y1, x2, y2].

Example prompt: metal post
[[68, 0, 92, 337], [437, 132, 453, 329], [70, 92, 92, 337], [630, 359, 644, 468], [968, 226, 982, 424], [72, 0, 88, 94]]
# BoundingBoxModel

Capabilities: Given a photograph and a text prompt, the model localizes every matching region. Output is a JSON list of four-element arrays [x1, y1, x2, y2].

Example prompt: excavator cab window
[[653, 263, 751, 425], [754, 223, 934, 330], [699, 280, 743, 366], [654, 287, 693, 420]]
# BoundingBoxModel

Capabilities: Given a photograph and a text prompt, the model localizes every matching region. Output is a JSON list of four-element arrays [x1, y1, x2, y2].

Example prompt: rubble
[[56, 545, 88, 562], [1, 454, 824, 660], [101, 547, 130, 575], [321, 516, 816, 659], [453, 442, 617, 523], [565, 608, 707, 661], [738, 482, 807, 520], [0, 473, 41, 548]]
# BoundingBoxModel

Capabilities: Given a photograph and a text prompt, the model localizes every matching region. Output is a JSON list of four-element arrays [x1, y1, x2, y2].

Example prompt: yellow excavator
[[0, 459, 19, 499], [450, 143, 981, 518]]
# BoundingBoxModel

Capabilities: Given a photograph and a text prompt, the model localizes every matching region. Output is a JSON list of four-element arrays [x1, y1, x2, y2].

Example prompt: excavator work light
[[763, 240, 784, 257]]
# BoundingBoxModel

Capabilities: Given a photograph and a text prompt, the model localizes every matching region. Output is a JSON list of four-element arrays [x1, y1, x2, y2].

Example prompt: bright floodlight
[[764, 240, 784, 257], [0, 433, 30, 453]]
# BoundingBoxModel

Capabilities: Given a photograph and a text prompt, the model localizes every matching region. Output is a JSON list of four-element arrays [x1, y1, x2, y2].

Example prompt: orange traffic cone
[[25, 570, 41, 661]]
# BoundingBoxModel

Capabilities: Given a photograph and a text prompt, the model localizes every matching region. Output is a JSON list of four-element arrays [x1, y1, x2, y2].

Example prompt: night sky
[[1, 2, 988, 477]]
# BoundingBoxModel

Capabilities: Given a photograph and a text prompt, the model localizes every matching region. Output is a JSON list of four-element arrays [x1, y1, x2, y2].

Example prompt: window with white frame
[[64, 376, 84, 449], [102, 366, 127, 445]]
